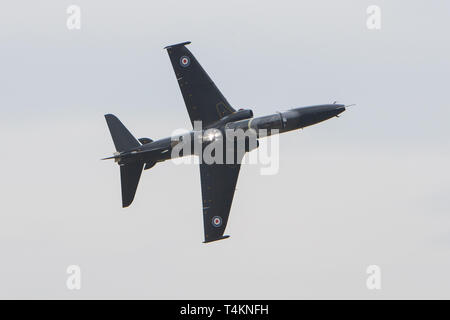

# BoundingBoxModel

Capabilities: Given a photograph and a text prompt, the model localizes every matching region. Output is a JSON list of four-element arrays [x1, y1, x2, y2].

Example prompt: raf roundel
[[179, 56, 190, 67], [212, 216, 222, 228]]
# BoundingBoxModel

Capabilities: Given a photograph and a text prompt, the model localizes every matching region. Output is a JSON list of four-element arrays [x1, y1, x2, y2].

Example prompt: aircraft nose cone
[[335, 104, 346, 115]]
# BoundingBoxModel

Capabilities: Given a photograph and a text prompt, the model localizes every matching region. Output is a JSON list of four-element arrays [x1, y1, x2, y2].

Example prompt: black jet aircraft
[[104, 41, 346, 243]]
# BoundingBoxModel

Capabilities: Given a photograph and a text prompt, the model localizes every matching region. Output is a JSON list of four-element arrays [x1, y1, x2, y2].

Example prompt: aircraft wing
[[165, 41, 235, 127], [199, 162, 241, 243]]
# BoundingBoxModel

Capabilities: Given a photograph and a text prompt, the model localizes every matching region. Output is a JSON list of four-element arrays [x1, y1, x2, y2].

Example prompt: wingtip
[[122, 198, 133, 208], [164, 41, 191, 50], [203, 235, 230, 243]]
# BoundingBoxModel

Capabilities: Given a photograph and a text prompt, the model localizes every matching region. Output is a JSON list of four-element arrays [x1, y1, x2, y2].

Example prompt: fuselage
[[117, 103, 345, 165]]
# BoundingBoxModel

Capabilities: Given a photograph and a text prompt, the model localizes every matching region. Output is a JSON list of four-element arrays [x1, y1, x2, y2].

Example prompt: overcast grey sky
[[1, 0, 450, 299]]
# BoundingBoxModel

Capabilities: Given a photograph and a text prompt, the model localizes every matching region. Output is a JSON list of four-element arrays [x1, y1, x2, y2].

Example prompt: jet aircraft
[[104, 41, 346, 243]]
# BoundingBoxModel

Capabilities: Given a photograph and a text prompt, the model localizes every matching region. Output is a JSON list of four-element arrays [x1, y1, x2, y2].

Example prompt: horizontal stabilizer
[[120, 162, 144, 208], [105, 114, 140, 152]]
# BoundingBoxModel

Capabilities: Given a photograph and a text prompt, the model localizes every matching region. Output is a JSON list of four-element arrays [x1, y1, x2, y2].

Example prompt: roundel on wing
[[179, 56, 190, 67], [212, 216, 222, 227]]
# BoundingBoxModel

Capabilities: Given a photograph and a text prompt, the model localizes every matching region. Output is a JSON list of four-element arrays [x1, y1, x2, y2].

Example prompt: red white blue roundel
[[179, 56, 190, 67], [212, 216, 222, 227]]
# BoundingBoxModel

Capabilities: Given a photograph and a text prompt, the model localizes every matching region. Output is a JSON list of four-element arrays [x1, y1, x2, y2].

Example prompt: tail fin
[[120, 162, 144, 207], [105, 114, 140, 152]]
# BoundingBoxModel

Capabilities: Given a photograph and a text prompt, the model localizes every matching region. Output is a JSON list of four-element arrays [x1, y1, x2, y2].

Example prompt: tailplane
[[120, 162, 144, 207], [105, 114, 140, 152], [104, 114, 144, 207]]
